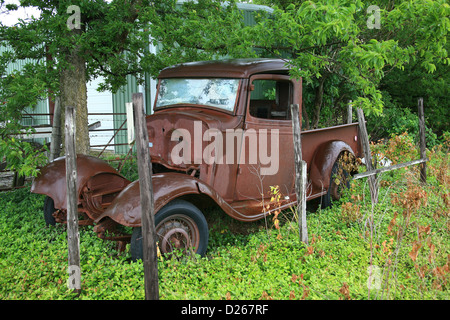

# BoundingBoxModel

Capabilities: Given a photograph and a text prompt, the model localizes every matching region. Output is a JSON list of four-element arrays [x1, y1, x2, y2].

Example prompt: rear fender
[[96, 172, 232, 227], [309, 140, 355, 191], [31, 154, 129, 210]]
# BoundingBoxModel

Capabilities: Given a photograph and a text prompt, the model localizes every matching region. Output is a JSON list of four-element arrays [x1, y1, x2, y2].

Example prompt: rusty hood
[[146, 108, 243, 170]]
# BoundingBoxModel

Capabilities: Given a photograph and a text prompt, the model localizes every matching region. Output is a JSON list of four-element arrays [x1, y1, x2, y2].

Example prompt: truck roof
[[158, 58, 290, 79]]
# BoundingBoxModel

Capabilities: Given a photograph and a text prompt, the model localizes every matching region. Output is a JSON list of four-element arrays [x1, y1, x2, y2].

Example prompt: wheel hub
[[156, 215, 199, 254], [160, 227, 191, 253]]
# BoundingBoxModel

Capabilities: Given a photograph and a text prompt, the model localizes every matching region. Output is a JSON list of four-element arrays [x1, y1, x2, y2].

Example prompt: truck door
[[233, 74, 300, 203]]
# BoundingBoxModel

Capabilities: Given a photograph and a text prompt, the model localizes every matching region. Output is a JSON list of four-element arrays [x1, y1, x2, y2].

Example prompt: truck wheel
[[130, 199, 209, 261], [43, 196, 57, 226], [322, 156, 350, 209]]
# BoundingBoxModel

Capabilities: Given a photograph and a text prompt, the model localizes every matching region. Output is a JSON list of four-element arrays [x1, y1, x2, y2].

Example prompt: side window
[[249, 79, 292, 120]]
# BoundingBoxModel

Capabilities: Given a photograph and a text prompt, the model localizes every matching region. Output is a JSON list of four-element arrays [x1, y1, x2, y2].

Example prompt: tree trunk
[[301, 97, 310, 130], [312, 76, 326, 129], [49, 96, 62, 161], [59, 49, 89, 155]]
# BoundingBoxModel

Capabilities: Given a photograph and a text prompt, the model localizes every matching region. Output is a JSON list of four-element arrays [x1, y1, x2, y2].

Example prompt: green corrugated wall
[[1, 45, 50, 129], [112, 74, 139, 154]]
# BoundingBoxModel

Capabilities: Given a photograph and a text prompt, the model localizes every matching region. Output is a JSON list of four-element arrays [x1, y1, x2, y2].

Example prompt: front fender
[[96, 172, 228, 227], [31, 154, 127, 210], [309, 140, 355, 191]]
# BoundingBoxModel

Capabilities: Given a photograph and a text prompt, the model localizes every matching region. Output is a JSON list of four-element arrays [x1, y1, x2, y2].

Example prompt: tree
[[0, 0, 244, 175], [250, 0, 449, 129], [379, 46, 450, 137], [1, 0, 160, 156]]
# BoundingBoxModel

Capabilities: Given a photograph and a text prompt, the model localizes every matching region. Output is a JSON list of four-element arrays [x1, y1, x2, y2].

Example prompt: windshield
[[155, 78, 240, 112]]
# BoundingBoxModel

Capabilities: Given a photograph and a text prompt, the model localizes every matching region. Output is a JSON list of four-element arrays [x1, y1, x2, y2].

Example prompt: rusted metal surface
[[146, 109, 243, 173], [156, 213, 200, 255], [31, 154, 130, 222], [158, 58, 288, 80], [306, 127, 361, 192], [97, 173, 204, 226]]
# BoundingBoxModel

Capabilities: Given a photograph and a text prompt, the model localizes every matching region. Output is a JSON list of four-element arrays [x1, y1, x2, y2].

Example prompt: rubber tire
[[322, 157, 350, 209], [43, 196, 57, 226], [130, 199, 209, 261]]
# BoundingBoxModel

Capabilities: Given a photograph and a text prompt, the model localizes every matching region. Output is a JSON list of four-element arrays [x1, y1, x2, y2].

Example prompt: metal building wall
[[112, 74, 140, 154], [87, 76, 114, 151], [1, 45, 50, 127]]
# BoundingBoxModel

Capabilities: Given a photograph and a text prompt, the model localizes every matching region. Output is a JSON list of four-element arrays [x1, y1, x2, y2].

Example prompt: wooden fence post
[[290, 104, 308, 245], [126, 102, 135, 146], [356, 108, 378, 204], [65, 105, 81, 294], [133, 93, 159, 300], [347, 100, 353, 124], [49, 96, 62, 161], [418, 98, 427, 184]]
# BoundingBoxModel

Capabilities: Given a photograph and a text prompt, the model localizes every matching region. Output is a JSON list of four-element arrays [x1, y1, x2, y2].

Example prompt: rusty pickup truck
[[31, 58, 362, 260]]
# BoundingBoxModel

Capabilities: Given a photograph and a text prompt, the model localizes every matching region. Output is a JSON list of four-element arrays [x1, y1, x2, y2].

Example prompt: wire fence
[[17, 112, 129, 150], [1, 112, 133, 191]]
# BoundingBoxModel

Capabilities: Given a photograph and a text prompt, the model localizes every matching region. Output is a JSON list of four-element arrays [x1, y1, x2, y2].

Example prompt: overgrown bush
[[367, 93, 440, 148], [98, 154, 139, 182]]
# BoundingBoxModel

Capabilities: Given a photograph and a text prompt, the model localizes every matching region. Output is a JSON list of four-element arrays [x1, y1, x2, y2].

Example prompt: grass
[[0, 134, 448, 300]]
